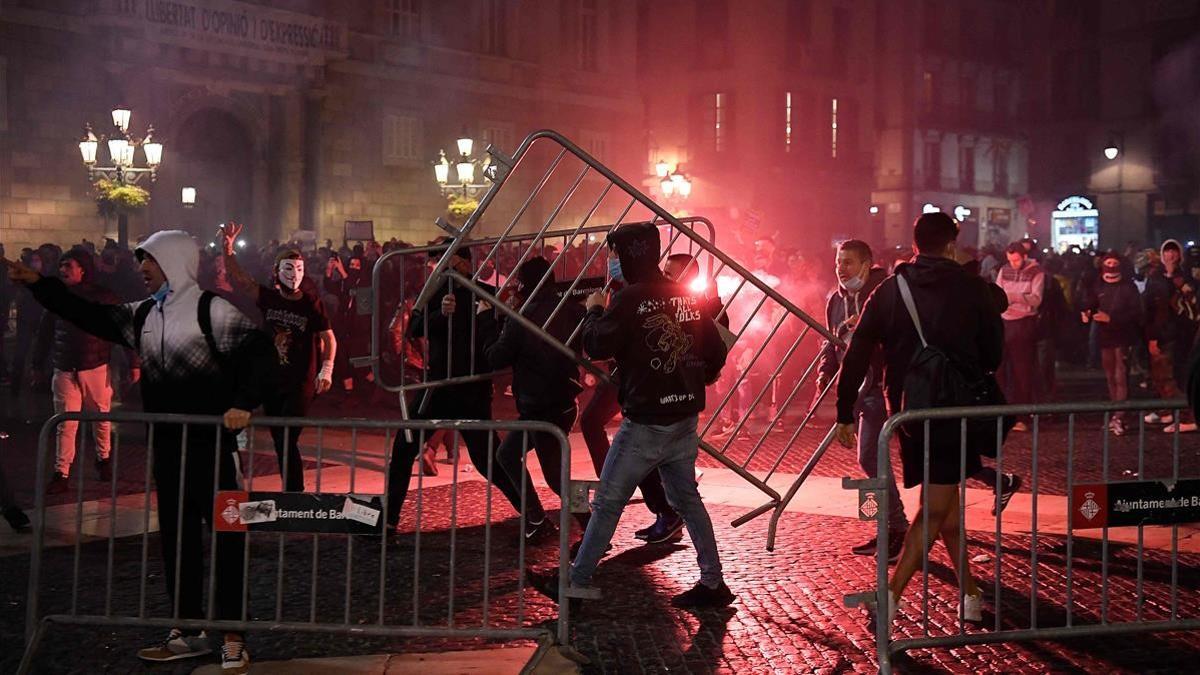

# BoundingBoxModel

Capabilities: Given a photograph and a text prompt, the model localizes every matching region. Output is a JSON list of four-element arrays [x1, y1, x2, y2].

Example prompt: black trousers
[[496, 405, 581, 524], [151, 425, 245, 622], [385, 385, 521, 526], [263, 384, 313, 492], [579, 381, 675, 518]]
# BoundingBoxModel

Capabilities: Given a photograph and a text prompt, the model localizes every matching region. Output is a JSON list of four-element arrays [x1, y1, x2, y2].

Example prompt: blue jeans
[[857, 392, 908, 532], [570, 415, 723, 588]]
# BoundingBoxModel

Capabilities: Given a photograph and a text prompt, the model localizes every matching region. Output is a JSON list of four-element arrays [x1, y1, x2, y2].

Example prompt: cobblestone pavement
[[6, 481, 1200, 674]]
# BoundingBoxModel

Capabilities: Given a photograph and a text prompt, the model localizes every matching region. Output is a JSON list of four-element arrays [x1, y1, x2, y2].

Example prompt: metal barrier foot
[[17, 617, 49, 675]]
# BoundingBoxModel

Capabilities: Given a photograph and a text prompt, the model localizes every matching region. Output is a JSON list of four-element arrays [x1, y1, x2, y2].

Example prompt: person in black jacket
[[486, 257, 588, 541], [383, 242, 524, 530], [834, 213, 1005, 627], [1079, 252, 1144, 436], [533, 222, 733, 609], [33, 248, 132, 493], [816, 240, 907, 560]]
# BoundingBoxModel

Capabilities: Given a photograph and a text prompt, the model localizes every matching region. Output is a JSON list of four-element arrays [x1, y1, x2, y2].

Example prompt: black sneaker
[[96, 457, 113, 482], [851, 537, 878, 556], [642, 513, 685, 544], [886, 531, 905, 564], [992, 473, 1022, 516], [46, 472, 69, 495], [523, 517, 557, 545], [671, 581, 735, 608], [633, 519, 656, 540], [3, 506, 31, 532], [526, 568, 584, 614]]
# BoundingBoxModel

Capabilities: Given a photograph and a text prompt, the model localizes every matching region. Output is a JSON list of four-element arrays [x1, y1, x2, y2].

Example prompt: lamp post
[[433, 136, 493, 198], [653, 160, 692, 204], [77, 106, 164, 246], [1104, 131, 1124, 242]]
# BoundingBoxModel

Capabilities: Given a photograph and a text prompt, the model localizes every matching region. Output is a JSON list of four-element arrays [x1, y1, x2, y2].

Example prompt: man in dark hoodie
[[1079, 252, 1144, 436], [816, 240, 907, 560], [834, 213, 1005, 627], [486, 257, 588, 541], [383, 241, 525, 530], [1156, 240, 1198, 433], [534, 222, 733, 608], [6, 230, 272, 673], [32, 247, 130, 494]]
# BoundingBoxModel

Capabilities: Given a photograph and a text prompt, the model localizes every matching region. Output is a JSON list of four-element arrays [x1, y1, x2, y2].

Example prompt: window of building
[[922, 71, 935, 113], [695, 0, 730, 68], [696, 92, 731, 154], [960, 145, 975, 191], [924, 140, 941, 189], [387, 0, 420, 39], [480, 121, 515, 155], [579, 129, 610, 162], [994, 147, 1009, 194], [784, 91, 793, 153], [995, 79, 1009, 119], [579, 0, 598, 71], [831, 7, 850, 78], [830, 97, 839, 159], [382, 113, 422, 165], [961, 72, 976, 111], [482, 0, 509, 57]]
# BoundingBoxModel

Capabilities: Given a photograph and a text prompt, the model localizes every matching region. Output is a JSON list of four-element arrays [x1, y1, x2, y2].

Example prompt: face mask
[[1103, 272, 1122, 283], [278, 259, 304, 292], [152, 281, 171, 306], [607, 257, 624, 283], [841, 275, 865, 292]]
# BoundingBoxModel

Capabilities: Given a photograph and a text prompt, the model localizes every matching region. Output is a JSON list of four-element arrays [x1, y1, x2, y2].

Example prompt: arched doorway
[[164, 108, 254, 242]]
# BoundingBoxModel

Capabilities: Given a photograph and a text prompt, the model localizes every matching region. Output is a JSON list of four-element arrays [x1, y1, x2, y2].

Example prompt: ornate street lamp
[[434, 136, 493, 198], [77, 106, 164, 245], [653, 160, 691, 202]]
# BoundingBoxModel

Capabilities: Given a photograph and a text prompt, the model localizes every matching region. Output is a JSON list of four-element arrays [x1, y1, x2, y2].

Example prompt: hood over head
[[136, 230, 199, 292], [1162, 239, 1184, 259], [606, 222, 662, 284]]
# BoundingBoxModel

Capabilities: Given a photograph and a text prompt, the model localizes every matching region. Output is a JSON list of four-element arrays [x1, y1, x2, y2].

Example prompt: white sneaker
[[1144, 412, 1172, 425], [960, 593, 984, 623], [137, 629, 212, 662], [1164, 422, 1198, 434], [236, 430, 249, 451], [221, 639, 250, 673]]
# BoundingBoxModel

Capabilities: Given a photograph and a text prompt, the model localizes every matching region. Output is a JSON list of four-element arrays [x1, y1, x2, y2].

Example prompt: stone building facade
[[0, 0, 642, 251]]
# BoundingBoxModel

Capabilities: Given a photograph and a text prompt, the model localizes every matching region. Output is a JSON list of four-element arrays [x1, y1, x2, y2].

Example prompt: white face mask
[[841, 275, 865, 292], [278, 259, 304, 292]]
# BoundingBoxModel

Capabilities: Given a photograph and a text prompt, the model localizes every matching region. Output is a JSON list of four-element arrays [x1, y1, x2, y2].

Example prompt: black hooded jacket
[[817, 266, 888, 393], [409, 277, 498, 387], [486, 286, 586, 415], [835, 255, 1005, 424], [582, 223, 728, 425]]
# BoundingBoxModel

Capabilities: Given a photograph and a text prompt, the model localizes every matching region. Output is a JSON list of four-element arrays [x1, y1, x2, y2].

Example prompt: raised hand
[[218, 222, 244, 255], [1, 256, 41, 285]]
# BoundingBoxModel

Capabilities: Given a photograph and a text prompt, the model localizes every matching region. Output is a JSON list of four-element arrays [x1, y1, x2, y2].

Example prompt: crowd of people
[[4, 215, 1200, 670]]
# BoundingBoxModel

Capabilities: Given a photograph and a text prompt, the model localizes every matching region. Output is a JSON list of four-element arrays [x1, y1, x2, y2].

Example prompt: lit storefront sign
[[1051, 195, 1099, 252]]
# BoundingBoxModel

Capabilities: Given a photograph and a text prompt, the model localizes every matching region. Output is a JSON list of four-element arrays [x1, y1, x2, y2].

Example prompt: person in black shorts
[[835, 212, 1006, 626], [220, 223, 336, 491]]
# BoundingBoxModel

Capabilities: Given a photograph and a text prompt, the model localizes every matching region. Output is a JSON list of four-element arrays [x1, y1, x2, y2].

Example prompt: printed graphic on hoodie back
[[637, 295, 702, 378]]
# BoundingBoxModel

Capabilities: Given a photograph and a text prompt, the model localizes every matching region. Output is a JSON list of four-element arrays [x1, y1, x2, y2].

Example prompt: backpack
[[132, 290, 228, 369], [896, 272, 1013, 456]]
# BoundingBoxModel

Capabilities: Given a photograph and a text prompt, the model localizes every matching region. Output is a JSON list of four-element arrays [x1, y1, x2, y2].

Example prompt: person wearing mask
[[486, 257, 588, 542], [532, 222, 734, 609], [32, 248, 132, 494], [995, 242, 1045, 431], [835, 213, 1006, 627], [5, 230, 272, 673], [383, 242, 525, 531], [816, 240, 907, 561], [1079, 253, 1144, 437], [219, 223, 336, 491]]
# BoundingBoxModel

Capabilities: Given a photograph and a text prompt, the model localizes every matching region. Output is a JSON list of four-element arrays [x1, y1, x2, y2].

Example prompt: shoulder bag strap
[[895, 272, 929, 349]]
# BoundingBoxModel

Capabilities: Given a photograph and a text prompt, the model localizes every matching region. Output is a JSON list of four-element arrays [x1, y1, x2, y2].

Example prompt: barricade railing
[[377, 129, 844, 547], [19, 412, 574, 673], [843, 398, 1199, 673]]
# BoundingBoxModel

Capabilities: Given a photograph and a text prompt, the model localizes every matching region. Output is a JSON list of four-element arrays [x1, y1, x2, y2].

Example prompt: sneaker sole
[[644, 525, 686, 545], [137, 648, 213, 662]]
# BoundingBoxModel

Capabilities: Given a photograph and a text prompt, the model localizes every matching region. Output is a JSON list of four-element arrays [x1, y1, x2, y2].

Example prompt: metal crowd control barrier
[[19, 412, 574, 673], [369, 129, 844, 548], [844, 399, 1198, 674]]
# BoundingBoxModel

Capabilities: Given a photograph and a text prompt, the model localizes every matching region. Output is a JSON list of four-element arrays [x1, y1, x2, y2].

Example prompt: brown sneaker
[[137, 629, 212, 662]]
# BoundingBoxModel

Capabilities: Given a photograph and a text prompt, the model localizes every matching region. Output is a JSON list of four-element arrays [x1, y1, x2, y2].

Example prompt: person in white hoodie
[[5, 230, 271, 674]]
